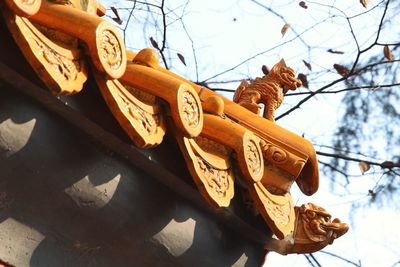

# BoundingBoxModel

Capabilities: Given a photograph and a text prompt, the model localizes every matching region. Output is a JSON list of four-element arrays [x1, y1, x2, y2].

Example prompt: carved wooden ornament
[[94, 74, 166, 148], [250, 182, 295, 239], [2, 0, 127, 94], [2, 2, 88, 94], [288, 203, 349, 254], [28, 1, 127, 79], [233, 59, 302, 121], [0, 2, 349, 254], [121, 52, 203, 138], [177, 135, 235, 208]]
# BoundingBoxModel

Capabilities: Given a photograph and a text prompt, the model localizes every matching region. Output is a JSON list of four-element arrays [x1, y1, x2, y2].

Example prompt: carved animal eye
[[307, 210, 316, 218]]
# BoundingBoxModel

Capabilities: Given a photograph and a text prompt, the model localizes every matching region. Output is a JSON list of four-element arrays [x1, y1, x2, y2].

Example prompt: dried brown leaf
[[381, 161, 395, 169], [327, 49, 345, 54], [297, 73, 308, 88], [384, 45, 394, 61], [110, 7, 123, 25], [359, 161, 370, 174], [299, 1, 308, 9], [302, 60, 312, 71], [333, 64, 349, 77], [177, 53, 186, 66], [149, 37, 159, 50], [281, 23, 290, 37], [360, 0, 369, 8]]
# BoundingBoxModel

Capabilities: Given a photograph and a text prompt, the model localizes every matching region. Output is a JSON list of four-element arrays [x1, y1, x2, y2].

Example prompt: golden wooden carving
[[28, 2, 126, 79], [176, 94, 265, 207], [289, 203, 349, 253], [0, 2, 349, 254], [250, 182, 295, 239], [260, 139, 308, 193], [144, 62, 320, 196], [2, 3, 88, 94], [263, 203, 349, 254], [176, 135, 234, 208], [233, 59, 302, 121], [93, 74, 166, 148], [120, 50, 203, 138], [200, 113, 264, 183]]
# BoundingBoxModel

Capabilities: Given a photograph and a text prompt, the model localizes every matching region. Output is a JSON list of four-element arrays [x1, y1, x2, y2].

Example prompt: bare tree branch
[[319, 251, 361, 267], [317, 151, 400, 170]]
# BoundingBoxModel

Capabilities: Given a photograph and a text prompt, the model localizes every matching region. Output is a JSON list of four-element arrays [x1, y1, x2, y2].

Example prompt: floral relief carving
[[31, 36, 79, 81], [117, 90, 160, 135], [196, 156, 231, 198], [246, 140, 262, 177], [181, 91, 200, 128], [99, 30, 123, 71], [263, 195, 290, 227], [253, 182, 295, 239]]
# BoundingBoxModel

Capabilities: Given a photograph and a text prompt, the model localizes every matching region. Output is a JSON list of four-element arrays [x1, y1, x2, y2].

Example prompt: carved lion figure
[[233, 59, 302, 121]]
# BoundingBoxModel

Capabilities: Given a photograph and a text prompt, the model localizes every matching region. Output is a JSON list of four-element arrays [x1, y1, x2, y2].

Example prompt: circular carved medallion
[[174, 84, 203, 137], [93, 22, 127, 79]]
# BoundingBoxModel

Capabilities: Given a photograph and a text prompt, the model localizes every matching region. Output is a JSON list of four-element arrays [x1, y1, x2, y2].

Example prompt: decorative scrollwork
[[117, 91, 160, 135], [99, 29, 123, 71], [196, 156, 231, 198], [31, 34, 79, 81], [173, 84, 203, 137], [246, 140, 263, 177], [252, 182, 295, 239], [260, 140, 307, 178], [3, 12, 87, 94], [181, 91, 201, 128], [264, 145, 288, 163], [264, 196, 291, 227], [93, 75, 165, 148], [176, 136, 233, 208]]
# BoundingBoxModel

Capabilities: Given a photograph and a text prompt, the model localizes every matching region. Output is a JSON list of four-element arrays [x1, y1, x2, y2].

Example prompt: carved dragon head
[[269, 59, 302, 93], [298, 203, 348, 240], [287, 203, 349, 254]]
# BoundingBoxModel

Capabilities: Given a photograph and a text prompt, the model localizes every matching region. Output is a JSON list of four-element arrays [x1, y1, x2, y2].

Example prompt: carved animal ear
[[261, 65, 270, 75], [278, 59, 287, 68], [271, 59, 288, 74]]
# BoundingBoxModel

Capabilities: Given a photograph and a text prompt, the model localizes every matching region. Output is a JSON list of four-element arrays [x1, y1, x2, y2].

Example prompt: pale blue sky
[[100, 1, 400, 266]]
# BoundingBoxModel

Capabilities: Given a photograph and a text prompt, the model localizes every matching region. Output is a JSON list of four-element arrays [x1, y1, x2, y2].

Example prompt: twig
[[319, 251, 361, 267], [316, 151, 400, 170]]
